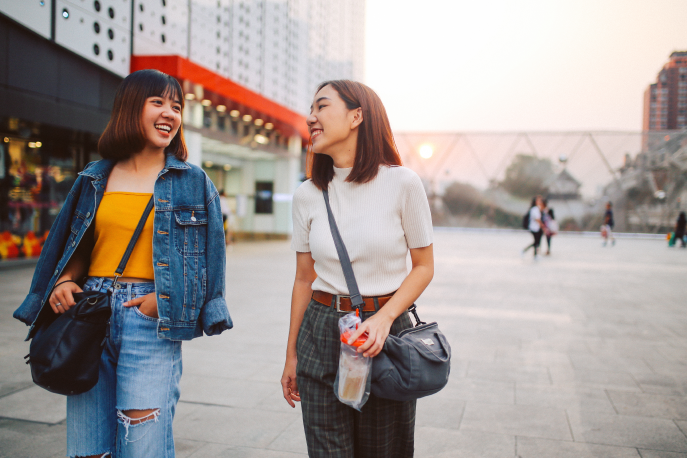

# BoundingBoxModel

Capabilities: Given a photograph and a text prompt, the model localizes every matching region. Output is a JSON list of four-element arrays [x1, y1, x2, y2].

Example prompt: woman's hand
[[123, 292, 158, 318], [281, 355, 300, 408], [347, 311, 394, 358], [49, 280, 83, 314]]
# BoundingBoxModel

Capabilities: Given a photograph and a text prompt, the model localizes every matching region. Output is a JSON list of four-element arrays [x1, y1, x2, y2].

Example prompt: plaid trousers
[[297, 298, 416, 458]]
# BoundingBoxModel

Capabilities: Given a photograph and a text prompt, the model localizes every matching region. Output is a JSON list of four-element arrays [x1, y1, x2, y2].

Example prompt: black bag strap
[[111, 195, 155, 288], [322, 190, 364, 310]]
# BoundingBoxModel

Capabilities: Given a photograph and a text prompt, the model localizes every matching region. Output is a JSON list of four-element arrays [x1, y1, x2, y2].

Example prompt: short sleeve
[[401, 171, 434, 249], [290, 184, 311, 252]]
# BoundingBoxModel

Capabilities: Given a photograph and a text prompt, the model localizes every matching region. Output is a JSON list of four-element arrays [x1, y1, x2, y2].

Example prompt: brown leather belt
[[312, 290, 393, 312]]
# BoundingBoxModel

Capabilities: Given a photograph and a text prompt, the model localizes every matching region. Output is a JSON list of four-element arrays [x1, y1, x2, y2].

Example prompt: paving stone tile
[[568, 353, 655, 377], [467, 361, 551, 384], [515, 383, 616, 414], [0, 386, 66, 424], [213, 447, 308, 457], [265, 416, 308, 455], [607, 391, 687, 420], [416, 395, 465, 430], [495, 348, 573, 367], [548, 366, 641, 391], [635, 375, 687, 397], [415, 426, 515, 458], [638, 451, 687, 458], [516, 436, 640, 458], [179, 375, 274, 408], [174, 402, 297, 447], [0, 419, 66, 458], [568, 411, 687, 452], [440, 377, 515, 404], [460, 401, 572, 440]]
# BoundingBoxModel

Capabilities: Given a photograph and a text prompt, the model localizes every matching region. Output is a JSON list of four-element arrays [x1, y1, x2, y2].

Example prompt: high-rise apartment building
[[0, 0, 365, 262], [643, 51, 687, 132], [134, 0, 366, 115]]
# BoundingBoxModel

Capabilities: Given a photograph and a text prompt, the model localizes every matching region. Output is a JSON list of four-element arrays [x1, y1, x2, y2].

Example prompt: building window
[[255, 181, 273, 214]]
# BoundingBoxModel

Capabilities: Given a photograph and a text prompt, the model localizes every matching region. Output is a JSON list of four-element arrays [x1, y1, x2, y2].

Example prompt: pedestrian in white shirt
[[522, 195, 546, 259]]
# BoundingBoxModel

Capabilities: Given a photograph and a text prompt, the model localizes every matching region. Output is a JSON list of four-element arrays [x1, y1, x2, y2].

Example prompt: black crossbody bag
[[322, 190, 451, 401], [25, 196, 155, 395]]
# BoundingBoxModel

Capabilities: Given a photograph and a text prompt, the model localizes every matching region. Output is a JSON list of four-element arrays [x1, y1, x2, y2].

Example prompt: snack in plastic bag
[[333, 310, 372, 411]]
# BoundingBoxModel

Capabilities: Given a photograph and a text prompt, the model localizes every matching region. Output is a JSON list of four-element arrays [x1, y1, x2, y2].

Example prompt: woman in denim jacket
[[13, 69, 232, 458]]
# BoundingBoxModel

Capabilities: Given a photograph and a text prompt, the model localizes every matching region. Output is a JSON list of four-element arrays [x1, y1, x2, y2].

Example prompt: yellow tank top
[[88, 192, 155, 280]]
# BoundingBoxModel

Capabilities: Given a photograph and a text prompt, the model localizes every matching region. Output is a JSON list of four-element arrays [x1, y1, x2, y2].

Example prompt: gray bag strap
[[322, 190, 364, 309]]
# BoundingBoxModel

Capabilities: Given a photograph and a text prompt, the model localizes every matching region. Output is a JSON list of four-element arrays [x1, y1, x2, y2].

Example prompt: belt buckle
[[335, 295, 350, 313]]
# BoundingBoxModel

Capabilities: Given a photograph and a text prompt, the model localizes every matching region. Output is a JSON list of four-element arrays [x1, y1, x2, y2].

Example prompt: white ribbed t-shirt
[[291, 165, 433, 296]]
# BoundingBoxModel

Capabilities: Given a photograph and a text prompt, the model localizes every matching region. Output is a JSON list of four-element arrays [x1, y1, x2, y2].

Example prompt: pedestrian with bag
[[674, 211, 686, 248], [522, 195, 545, 260], [602, 201, 615, 246], [280, 80, 434, 457], [13, 69, 232, 458], [542, 199, 557, 255]]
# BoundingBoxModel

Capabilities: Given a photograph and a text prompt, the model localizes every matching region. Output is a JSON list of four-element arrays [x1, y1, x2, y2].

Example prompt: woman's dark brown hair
[[98, 69, 187, 161], [306, 80, 402, 190]]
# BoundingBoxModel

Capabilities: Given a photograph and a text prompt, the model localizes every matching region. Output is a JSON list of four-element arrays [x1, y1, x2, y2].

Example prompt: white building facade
[[0, 0, 366, 240]]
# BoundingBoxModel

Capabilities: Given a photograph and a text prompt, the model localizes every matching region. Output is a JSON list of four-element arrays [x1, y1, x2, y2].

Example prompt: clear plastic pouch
[[333, 311, 372, 411]]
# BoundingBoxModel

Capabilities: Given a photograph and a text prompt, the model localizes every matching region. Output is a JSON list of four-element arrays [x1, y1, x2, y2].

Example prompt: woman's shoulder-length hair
[[307, 80, 402, 190], [98, 69, 187, 161]]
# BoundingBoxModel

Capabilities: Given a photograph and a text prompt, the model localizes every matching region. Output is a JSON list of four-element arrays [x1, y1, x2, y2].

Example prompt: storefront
[[0, 118, 99, 261]]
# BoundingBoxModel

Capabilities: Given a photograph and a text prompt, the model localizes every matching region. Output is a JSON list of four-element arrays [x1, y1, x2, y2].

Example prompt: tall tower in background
[[643, 51, 687, 132]]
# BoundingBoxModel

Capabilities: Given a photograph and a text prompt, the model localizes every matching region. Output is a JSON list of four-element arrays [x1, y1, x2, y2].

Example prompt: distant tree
[[500, 154, 555, 199], [442, 182, 484, 215]]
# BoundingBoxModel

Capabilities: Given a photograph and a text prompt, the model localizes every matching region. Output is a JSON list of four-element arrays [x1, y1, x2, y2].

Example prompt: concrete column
[[184, 130, 202, 167]]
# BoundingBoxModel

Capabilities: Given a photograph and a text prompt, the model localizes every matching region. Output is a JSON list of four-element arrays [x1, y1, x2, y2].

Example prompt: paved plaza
[[1, 230, 686, 457]]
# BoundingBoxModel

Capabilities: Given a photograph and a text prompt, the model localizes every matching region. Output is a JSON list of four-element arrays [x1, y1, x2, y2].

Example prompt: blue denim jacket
[[13, 155, 233, 341]]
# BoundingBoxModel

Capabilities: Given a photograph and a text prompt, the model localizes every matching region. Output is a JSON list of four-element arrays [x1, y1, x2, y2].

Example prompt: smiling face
[[140, 93, 182, 153], [307, 84, 362, 156]]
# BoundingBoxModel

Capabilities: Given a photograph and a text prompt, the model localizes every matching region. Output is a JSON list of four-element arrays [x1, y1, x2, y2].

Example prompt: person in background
[[542, 199, 557, 255], [675, 211, 686, 248], [219, 189, 233, 246], [522, 195, 545, 260], [602, 201, 615, 246]]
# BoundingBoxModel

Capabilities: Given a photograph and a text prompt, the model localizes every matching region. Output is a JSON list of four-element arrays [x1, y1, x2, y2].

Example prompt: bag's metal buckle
[[109, 274, 122, 293], [335, 295, 350, 312]]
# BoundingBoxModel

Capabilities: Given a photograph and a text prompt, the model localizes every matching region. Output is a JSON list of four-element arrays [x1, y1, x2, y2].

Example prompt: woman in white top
[[523, 195, 545, 258], [280, 80, 434, 457]]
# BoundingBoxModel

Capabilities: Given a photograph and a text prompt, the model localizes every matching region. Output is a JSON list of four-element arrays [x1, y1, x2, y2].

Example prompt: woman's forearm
[[286, 278, 313, 359], [376, 263, 434, 323]]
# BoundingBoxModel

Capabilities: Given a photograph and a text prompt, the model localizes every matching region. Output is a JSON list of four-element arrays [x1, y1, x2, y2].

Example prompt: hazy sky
[[365, 0, 687, 132]]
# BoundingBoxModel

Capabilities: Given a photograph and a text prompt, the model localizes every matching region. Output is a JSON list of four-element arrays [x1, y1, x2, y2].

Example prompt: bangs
[[144, 72, 184, 106]]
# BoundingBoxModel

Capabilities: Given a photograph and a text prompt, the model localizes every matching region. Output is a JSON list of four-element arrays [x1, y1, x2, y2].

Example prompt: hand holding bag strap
[[112, 195, 155, 285], [322, 190, 364, 309]]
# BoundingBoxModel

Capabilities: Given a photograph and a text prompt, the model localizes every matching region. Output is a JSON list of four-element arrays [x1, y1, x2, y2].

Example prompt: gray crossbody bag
[[323, 190, 451, 401]]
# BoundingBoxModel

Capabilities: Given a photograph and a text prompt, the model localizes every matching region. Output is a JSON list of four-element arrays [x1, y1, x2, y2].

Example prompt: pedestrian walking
[[602, 201, 615, 246], [280, 80, 434, 458], [219, 189, 233, 246], [522, 195, 545, 259], [542, 199, 557, 255], [674, 211, 686, 248], [13, 69, 232, 458]]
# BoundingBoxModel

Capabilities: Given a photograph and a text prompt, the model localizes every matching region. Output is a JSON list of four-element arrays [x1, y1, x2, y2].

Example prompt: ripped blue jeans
[[66, 277, 182, 458]]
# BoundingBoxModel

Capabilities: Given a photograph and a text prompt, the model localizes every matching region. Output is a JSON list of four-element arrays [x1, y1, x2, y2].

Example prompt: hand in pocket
[[123, 293, 158, 318]]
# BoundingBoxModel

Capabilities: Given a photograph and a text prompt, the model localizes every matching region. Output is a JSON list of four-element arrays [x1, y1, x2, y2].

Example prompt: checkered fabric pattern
[[296, 298, 416, 458]]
